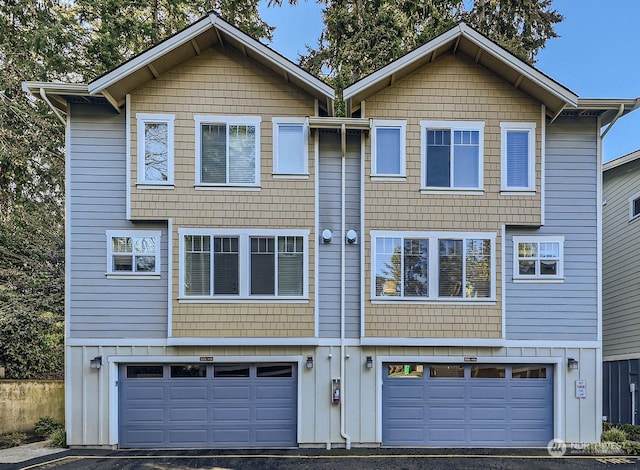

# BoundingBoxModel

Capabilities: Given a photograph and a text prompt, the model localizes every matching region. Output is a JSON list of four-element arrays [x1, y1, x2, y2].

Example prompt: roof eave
[[603, 148, 640, 172]]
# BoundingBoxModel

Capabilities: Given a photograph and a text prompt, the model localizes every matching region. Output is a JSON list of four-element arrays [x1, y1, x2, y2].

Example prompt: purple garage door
[[382, 363, 553, 446], [119, 363, 297, 448]]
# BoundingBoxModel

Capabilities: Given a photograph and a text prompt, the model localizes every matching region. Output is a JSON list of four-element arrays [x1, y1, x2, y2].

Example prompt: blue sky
[[259, 0, 640, 162]]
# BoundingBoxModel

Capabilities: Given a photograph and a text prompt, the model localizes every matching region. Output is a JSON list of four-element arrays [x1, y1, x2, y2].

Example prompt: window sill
[[420, 189, 484, 196], [178, 297, 309, 304], [272, 174, 310, 180], [194, 185, 262, 191], [106, 273, 161, 280], [371, 175, 407, 182], [512, 277, 564, 283], [500, 190, 536, 196], [136, 183, 175, 190], [371, 298, 496, 305]]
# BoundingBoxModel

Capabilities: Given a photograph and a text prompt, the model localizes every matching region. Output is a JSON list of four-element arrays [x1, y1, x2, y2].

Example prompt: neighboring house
[[603, 149, 640, 424], [24, 13, 640, 448]]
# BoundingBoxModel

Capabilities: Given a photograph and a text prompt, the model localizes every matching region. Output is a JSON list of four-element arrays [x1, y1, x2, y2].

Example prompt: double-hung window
[[371, 120, 406, 177], [372, 231, 495, 300], [513, 236, 564, 281], [421, 121, 484, 190], [106, 230, 161, 276], [272, 117, 308, 176], [630, 192, 640, 221], [180, 229, 308, 300], [137, 114, 174, 185], [195, 115, 261, 187], [501, 122, 536, 191]]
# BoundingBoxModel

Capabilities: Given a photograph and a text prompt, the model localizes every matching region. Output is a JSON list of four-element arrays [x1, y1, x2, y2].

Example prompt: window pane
[[134, 237, 156, 254], [375, 237, 402, 296], [506, 130, 529, 187], [112, 237, 132, 253], [214, 237, 238, 294], [429, 365, 464, 378], [439, 239, 462, 297], [634, 198, 640, 217], [453, 130, 479, 188], [278, 236, 303, 296], [426, 130, 450, 187], [465, 239, 490, 298], [135, 256, 156, 272], [404, 239, 428, 296], [229, 125, 256, 184], [257, 364, 293, 378], [518, 242, 537, 258], [127, 365, 163, 378], [519, 260, 536, 275], [540, 260, 557, 275], [144, 122, 168, 182], [277, 125, 305, 174], [171, 365, 207, 378], [251, 237, 275, 294], [539, 242, 559, 258], [113, 255, 133, 272], [201, 124, 226, 183], [185, 235, 210, 295], [471, 366, 505, 378], [376, 127, 401, 174], [387, 364, 424, 378], [512, 366, 547, 379], [214, 364, 250, 377]]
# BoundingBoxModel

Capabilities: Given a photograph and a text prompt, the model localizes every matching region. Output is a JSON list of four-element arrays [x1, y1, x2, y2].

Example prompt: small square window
[[107, 230, 161, 276], [513, 236, 564, 281], [372, 120, 406, 177]]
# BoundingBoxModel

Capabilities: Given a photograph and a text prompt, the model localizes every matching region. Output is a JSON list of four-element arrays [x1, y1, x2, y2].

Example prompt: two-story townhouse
[[602, 149, 640, 424], [25, 13, 639, 448]]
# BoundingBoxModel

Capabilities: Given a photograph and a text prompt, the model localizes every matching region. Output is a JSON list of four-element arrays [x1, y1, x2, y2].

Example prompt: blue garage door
[[119, 363, 297, 448], [382, 363, 553, 446]]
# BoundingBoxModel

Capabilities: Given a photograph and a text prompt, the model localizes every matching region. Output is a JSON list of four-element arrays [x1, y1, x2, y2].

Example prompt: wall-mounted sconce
[[365, 356, 373, 369], [567, 358, 579, 370], [321, 229, 333, 243], [346, 229, 358, 244], [90, 356, 103, 370], [306, 356, 314, 369]]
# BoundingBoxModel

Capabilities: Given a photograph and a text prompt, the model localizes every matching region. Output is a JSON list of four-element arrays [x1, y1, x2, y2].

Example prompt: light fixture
[[567, 358, 579, 370], [346, 229, 358, 244], [306, 356, 314, 369], [90, 356, 103, 370], [365, 356, 373, 369], [321, 229, 333, 243]]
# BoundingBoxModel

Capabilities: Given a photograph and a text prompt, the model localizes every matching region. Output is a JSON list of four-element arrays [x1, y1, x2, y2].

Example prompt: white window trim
[[370, 230, 496, 302], [500, 122, 536, 192], [106, 230, 161, 277], [272, 117, 309, 176], [629, 191, 640, 221], [178, 228, 309, 301], [420, 120, 485, 191], [371, 120, 406, 178], [136, 113, 174, 186], [512, 235, 564, 282], [194, 115, 261, 188]]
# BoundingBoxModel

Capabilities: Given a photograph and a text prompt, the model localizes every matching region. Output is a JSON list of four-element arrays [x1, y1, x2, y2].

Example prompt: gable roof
[[603, 148, 640, 173], [87, 11, 335, 113], [343, 22, 578, 118]]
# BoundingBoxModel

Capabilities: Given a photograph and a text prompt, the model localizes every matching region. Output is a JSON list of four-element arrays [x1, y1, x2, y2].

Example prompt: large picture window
[[421, 121, 484, 190], [513, 236, 564, 281], [180, 229, 308, 299], [501, 122, 535, 191], [106, 230, 161, 276], [136, 114, 174, 185], [372, 231, 495, 300], [195, 115, 261, 187]]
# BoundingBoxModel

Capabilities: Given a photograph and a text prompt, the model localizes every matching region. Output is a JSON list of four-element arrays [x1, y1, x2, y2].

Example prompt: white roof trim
[[603, 148, 640, 172], [343, 22, 578, 107], [88, 13, 333, 100], [22, 81, 91, 96]]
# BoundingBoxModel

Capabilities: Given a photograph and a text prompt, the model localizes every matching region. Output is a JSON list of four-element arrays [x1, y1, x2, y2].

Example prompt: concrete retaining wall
[[0, 381, 64, 433]]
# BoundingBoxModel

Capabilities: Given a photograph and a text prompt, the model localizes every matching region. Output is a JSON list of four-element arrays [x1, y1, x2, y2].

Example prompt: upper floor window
[[106, 230, 161, 276], [421, 121, 484, 190], [195, 115, 261, 187], [630, 192, 640, 221], [179, 229, 308, 300], [137, 114, 174, 185], [372, 231, 495, 301], [501, 122, 536, 191], [272, 118, 308, 176], [371, 120, 406, 177], [513, 236, 564, 281]]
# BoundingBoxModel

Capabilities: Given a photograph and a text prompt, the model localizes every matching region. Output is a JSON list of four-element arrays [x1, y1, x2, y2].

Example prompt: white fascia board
[[88, 16, 212, 95], [22, 81, 91, 97], [603, 148, 640, 172], [209, 14, 334, 100]]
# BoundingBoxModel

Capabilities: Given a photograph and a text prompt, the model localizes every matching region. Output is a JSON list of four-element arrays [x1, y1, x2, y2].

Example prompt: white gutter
[[339, 123, 351, 449], [39, 88, 66, 125], [600, 104, 624, 139]]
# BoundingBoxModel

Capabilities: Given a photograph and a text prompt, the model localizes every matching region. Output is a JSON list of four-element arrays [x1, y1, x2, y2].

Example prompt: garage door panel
[[169, 429, 208, 445], [213, 385, 251, 400], [169, 407, 208, 422], [427, 428, 466, 444], [255, 384, 296, 400], [427, 385, 465, 399], [429, 406, 464, 420], [212, 428, 252, 445], [255, 428, 296, 445], [212, 406, 250, 422], [386, 427, 425, 443], [122, 429, 165, 446], [125, 385, 165, 400], [386, 384, 425, 399], [387, 406, 425, 420], [511, 384, 551, 400], [169, 385, 208, 400], [470, 428, 507, 443], [468, 384, 507, 400], [470, 407, 506, 421], [256, 406, 297, 422], [123, 408, 165, 424]]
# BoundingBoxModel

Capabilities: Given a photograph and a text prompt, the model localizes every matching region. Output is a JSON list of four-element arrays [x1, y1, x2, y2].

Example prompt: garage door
[[119, 363, 297, 448], [382, 363, 553, 446]]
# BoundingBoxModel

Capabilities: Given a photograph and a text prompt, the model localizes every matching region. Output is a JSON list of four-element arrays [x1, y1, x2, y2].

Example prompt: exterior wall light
[[321, 229, 333, 243], [567, 358, 579, 370], [365, 356, 373, 369], [346, 229, 358, 244], [90, 356, 103, 369], [306, 356, 314, 369]]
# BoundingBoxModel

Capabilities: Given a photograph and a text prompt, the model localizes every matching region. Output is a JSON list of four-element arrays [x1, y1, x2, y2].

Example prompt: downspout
[[39, 88, 66, 125], [600, 104, 624, 139], [340, 123, 351, 449]]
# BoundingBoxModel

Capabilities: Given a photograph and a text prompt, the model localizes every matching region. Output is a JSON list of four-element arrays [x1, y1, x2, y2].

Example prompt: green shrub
[[615, 423, 640, 441], [585, 441, 624, 455], [46, 429, 66, 448], [34, 416, 64, 438], [623, 440, 640, 455], [602, 428, 628, 443], [0, 432, 27, 449]]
